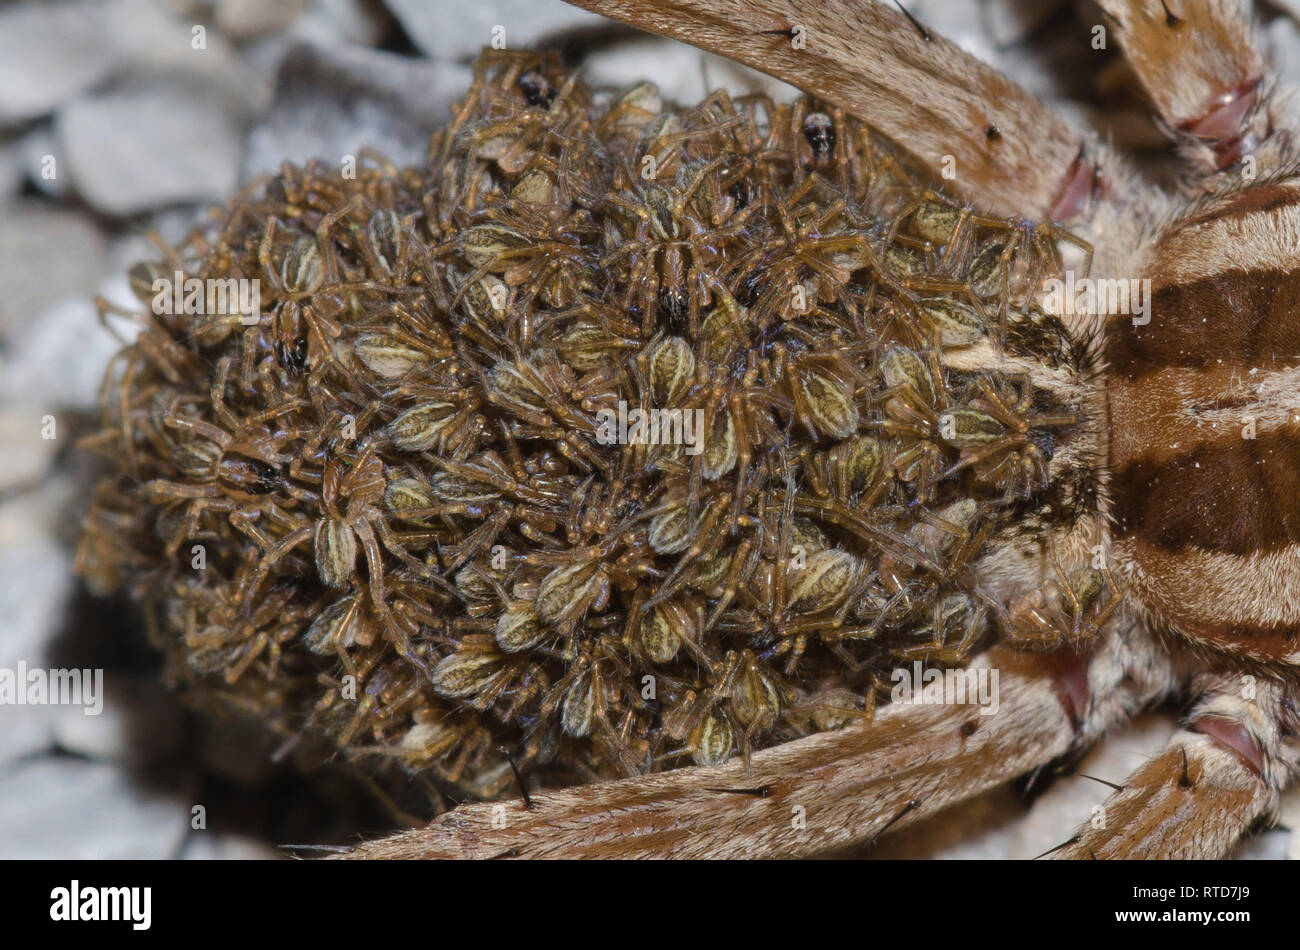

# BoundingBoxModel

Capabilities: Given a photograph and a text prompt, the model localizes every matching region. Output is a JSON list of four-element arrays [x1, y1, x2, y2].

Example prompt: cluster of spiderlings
[[78, 50, 1091, 801]]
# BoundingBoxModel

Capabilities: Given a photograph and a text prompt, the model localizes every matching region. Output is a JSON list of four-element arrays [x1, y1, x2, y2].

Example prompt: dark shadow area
[[43, 421, 414, 855], [46, 582, 413, 854]]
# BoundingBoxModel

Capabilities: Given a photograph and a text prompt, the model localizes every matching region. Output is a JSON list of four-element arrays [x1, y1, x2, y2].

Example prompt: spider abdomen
[[1107, 182, 1300, 663]]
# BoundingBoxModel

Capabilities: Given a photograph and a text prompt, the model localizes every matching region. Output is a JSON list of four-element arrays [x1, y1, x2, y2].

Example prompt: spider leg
[[566, 0, 1095, 220], [1052, 670, 1300, 859], [1096, 0, 1275, 175], [338, 620, 1177, 859]]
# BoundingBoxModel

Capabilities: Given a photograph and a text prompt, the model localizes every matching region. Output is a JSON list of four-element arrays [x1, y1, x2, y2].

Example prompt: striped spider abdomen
[[1108, 181, 1300, 665]]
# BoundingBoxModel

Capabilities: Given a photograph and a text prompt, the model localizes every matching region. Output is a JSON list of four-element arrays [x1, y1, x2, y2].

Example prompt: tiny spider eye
[[736, 268, 765, 306], [727, 180, 750, 210], [518, 70, 554, 108], [658, 287, 688, 328], [219, 453, 282, 495], [275, 336, 308, 373], [802, 111, 836, 162]]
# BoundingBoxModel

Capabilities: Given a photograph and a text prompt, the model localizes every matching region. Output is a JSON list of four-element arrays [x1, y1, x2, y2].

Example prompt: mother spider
[[349, 0, 1300, 859]]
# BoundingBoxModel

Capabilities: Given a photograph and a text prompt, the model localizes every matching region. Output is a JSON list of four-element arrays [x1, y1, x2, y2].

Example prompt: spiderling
[[77, 50, 1093, 808]]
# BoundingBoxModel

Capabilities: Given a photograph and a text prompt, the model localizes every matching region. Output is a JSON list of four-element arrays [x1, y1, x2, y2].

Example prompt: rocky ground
[[1, 0, 1297, 859]]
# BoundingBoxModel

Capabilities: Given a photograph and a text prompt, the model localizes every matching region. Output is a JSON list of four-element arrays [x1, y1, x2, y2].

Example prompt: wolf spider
[[341, 0, 1300, 862], [941, 374, 1078, 500], [601, 160, 754, 336]]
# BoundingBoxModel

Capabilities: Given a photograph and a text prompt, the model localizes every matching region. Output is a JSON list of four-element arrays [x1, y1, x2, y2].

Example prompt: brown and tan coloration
[[80, 0, 1300, 861], [345, 627, 1178, 859], [565, 0, 1092, 220], [1108, 182, 1300, 665], [1097, 0, 1270, 170], [347, 0, 1300, 860], [1056, 671, 1296, 858]]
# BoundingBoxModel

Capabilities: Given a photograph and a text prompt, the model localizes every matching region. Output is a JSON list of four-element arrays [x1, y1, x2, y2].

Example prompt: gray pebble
[[0, 412, 59, 495], [56, 71, 249, 216], [1, 296, 123, 410], [295, 0, 394, 48], [0, 0, 125, 125], [0, 201, 107, 342], [0, 758, 192, 859], [0, 489, 75, 676], [216, 0, 308, 42], [242, 42, 470, 179], [384, 0, 605, 59]]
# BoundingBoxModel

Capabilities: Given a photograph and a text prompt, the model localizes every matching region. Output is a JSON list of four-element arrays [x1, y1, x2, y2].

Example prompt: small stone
[[105, 0, 261, 113], [242, 42, 471, 179], [0, 201, 106, 341], [0, 488, 75, 671], [0, 412, 59, 494], [0, 1, 125, 125], [1, 297, 122, 410], [383, 0, 603, 59], [57, 71, 248, 216], [217, 0, 308, 42], [0, 758, 192, 859], [295, 0, 394, 47]]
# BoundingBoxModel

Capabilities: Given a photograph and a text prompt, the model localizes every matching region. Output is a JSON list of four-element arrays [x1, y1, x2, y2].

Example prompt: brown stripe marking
[[1111, 430, 1300, 556], [1117, 539, 1300, 665], [1107, 202, 1300, 662], [1164, 182, 1297, 237], [1108, 364, 1266, 471], [1107, 268, 1300, 381]]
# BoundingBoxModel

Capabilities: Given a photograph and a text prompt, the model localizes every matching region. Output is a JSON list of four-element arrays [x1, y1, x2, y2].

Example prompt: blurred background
[[1, 0, 1298, 859]]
